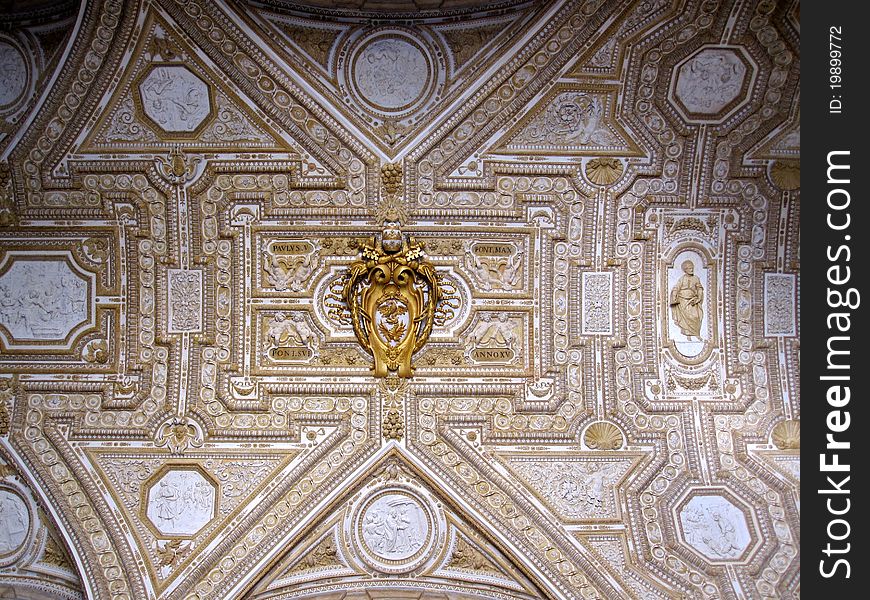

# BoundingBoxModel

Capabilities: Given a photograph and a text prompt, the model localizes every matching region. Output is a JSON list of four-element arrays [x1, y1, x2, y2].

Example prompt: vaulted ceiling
[[0, 0, 799, 598]]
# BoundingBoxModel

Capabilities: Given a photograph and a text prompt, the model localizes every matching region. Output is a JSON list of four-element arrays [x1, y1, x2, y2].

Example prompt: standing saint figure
[[669, 260, 704, 340]]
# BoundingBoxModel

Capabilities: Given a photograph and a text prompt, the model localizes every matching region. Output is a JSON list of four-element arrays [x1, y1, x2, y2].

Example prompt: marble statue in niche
[[146, 470, 215, 537], [361, 494, 427, 560], [667, 253, 710, 358], [0, 490, 28, 555], [679, 495, 751, 561], [669, 260, 704, 339], [0, 259, 88, 341]]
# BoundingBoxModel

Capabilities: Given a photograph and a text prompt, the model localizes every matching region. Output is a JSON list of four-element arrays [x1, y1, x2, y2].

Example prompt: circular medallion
[[352, 488, 437, 573], [349, 34, 433, 114], [0, 489, 30, 558], [0, 41, 27, 108]]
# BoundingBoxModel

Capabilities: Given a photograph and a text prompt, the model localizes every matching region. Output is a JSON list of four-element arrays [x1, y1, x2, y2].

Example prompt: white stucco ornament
[[0, 42, 27, 107], [0, 258, 89, 342], [679, 494, 752, 561], [350, 486, 442, 574], [0, 490, 29, 557], [146, 469, 216, 537], [139, 65, 212, 133], [352, 36, 430, 111]]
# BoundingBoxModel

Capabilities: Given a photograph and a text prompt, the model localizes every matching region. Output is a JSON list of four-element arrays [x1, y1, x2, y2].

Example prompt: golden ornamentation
[[376, 164, 408, 223], [0, 458, 16, 478], [382, 409, 404, 440], [0, 377, 13, 435], [585, 157, 624, 185], [41, 535, 73, 569], [381, 376, 407, 440], [82, 339, 110, 363], [0, 398, 9, 436], [157, 146, 200, 182], [376, 120, 406, 145], [0, 208, 16, 227], [769, 160, 800, 191], [155, 417, 203, 454], [381, 163, 402, 197], [0, 0, 801, 596], [666, 216, 712, 235], [772, 419, 799, 449], [288, 536, 340, 573], [0, 162, 15, 227], [0, 376, 12, 398], [82, 238, 109, 264], [155, 539, 191, 569], [584, 422, 624, 450], [448, 537, 501, 574], [669, 370, 717, 391], [342, 222, 442, 377]]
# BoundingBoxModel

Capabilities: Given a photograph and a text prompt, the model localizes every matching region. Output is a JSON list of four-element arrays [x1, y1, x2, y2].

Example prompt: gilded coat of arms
[[342, 222, 442, 378]]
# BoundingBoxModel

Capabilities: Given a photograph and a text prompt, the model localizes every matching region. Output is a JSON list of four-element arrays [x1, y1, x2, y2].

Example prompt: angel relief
[[463, 240, 524, 291], [261, 240, 319, 293], [464, 312, 520, 364], [264, 311, 320, 362]]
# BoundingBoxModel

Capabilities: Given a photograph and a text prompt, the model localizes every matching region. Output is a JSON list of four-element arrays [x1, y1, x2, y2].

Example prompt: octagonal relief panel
[[670, 46, 756, 123], [144, 467, 217, 538], [136, 64, 214, 135], [676, 491, 755, 563]]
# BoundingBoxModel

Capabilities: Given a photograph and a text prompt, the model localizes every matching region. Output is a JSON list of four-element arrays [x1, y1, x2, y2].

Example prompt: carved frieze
[[145, 467, 217, 538], [0, 489, 29, 560], [136, 65, 214, 135]]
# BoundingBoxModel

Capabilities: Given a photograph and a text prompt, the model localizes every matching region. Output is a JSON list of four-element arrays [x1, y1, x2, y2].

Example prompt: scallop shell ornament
[[585, 158, 624, 186], [769, 160, 800, 191], [772, 419, 800, 449], [584, 422, 624, 450]]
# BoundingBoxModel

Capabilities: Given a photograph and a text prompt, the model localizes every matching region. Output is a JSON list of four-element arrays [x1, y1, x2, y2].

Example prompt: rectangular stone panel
[[764, 273, 796, 337]]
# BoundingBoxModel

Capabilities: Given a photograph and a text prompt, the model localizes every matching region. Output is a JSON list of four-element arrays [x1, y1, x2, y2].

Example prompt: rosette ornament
[[342, 222, 442, 377]]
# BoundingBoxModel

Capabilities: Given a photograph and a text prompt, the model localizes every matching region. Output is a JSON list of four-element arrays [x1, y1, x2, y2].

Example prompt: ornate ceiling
[[0, 0, 800, 598]]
